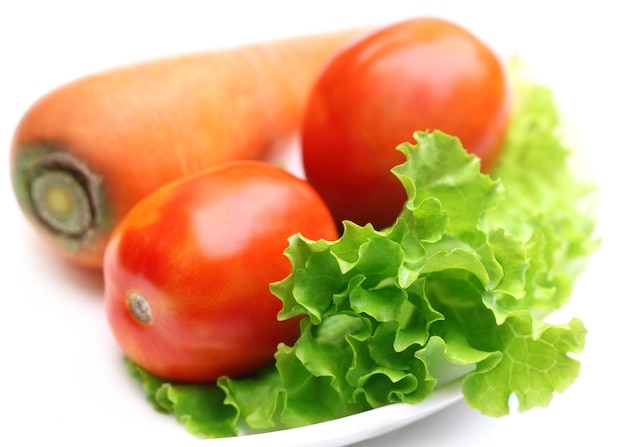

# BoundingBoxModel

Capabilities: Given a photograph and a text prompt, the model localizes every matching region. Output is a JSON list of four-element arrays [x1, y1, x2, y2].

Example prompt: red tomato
[[301, 17, 511, 230], [103, 161, 338, 383]]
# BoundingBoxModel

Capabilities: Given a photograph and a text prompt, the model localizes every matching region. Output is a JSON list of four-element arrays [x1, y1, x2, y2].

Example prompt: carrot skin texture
[[10, 28, 363, 269]]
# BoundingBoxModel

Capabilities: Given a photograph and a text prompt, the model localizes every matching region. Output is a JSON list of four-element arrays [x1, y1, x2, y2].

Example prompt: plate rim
[[204, 377, 465, 446]]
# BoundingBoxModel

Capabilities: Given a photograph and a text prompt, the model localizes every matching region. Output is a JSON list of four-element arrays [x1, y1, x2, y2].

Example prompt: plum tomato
[[301, 17, 511, 230], [103, 160, 338, 383]]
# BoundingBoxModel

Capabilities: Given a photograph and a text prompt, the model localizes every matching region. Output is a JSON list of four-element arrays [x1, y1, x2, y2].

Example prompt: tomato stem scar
[[127, 290, 153, 324]]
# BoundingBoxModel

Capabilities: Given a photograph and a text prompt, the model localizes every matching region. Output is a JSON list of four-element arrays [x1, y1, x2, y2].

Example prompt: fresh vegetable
[[103, 161, 338, 383], [301, 17, 511, 230], [124, 74, 598, 438], [10, 28, 362, 269]]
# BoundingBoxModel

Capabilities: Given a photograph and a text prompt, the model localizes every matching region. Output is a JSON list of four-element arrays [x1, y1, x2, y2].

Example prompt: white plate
[[206, 378, 463, 447]]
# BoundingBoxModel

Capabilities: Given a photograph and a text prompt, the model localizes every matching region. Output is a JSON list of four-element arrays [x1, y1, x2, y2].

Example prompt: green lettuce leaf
[[125, 359, 239, 438], [124, 74, 598, 437]]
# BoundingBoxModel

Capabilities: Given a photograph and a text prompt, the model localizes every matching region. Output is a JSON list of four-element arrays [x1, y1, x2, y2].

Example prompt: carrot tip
[[30, 169, 93, 236], [11, 144, 112, 251]]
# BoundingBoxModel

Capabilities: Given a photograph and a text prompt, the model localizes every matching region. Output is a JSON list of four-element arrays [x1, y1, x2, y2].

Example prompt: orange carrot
[[10, 28, 365, 269]]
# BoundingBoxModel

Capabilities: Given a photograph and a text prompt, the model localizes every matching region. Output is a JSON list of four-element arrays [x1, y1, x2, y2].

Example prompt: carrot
[[10, 27, 365, 269]]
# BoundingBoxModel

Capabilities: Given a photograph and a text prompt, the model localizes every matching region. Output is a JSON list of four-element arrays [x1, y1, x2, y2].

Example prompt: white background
[[1, 1, 624, 446]]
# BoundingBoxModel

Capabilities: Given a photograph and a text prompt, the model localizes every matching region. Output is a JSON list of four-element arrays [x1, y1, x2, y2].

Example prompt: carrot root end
[[11, 144, 112, 253], [30, 169, 93, 236]]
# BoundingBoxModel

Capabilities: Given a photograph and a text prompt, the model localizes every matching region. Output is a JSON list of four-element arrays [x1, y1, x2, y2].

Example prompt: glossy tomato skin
[[302, 17, 511, 230], [104, 161, 338, 383]]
